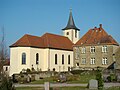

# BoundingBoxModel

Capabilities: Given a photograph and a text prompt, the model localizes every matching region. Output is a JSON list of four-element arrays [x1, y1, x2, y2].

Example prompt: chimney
[[99, 24, 102, 28]]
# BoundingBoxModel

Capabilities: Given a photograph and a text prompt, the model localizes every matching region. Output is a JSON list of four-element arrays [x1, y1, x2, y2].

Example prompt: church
[[9, 10, 119, 76], [9, 10, 80, 76]]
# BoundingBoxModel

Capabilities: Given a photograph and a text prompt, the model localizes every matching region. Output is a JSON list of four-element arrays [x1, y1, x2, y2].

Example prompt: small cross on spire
[[70, 8, 72, 12]]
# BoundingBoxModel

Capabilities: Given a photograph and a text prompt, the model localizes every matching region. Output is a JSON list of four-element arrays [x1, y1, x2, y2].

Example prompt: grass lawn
[[106, 87, 120, 90], [30, 77, 56, 84], [30, 73, 96, 84], [67, 74, 96, 84]]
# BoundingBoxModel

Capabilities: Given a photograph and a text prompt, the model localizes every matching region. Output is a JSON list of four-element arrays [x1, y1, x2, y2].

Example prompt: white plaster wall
[[49, 49, 73, 72], [10, 47, 73, 76], [63, 29, 79, 44], [10, 47, 31, 76], [10, 48, 18, 76], [29, 48, 46, 71], [10, 47, 47, 76]]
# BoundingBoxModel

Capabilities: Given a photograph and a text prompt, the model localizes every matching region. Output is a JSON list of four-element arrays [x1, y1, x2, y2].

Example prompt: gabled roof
[[10, 33, 73, 51], [10, 34, 44, 48], [62, 10, 80, 31], [75, 24, 119, 46]]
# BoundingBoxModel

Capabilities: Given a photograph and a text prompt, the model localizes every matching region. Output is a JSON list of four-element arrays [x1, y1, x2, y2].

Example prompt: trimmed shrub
[[96, 68, 104, 89]]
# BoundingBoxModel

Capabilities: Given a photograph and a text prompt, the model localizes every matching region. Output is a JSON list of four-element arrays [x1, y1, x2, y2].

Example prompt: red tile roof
[[75, 25, 119, 46], [10, 33, 73, 51]]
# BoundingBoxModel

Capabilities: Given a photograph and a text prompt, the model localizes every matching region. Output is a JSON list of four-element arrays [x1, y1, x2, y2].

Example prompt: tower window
[[22, 53, 26, 64], [75, 30, 77, 38], [66, 32, 69, 35]]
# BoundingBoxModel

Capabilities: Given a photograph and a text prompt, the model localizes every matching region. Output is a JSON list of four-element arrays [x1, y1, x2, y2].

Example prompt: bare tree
[[0, 26, 8, 75], [0, 26, 13, 90]]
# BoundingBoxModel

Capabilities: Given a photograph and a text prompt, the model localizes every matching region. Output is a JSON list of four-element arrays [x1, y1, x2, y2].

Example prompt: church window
[[22, 53, 26, 64], [75, 30, 77, 38], [102, 46, 107, 53], [36, 53, 39, 64], [90, 46, 95, 53], [55, 54, 57, 64], [68, 55, 70, 64], [62, 54, 64, 64]]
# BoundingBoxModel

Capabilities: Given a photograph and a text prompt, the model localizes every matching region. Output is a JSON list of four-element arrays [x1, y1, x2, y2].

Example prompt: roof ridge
[[42, 32, 70, 39], [25, 34, 41, 38], [75, 25, 119, 46], [24, 34, 31, 46]]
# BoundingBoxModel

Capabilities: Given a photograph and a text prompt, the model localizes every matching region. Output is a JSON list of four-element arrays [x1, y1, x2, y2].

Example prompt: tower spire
[[62, 9, 80, 30]]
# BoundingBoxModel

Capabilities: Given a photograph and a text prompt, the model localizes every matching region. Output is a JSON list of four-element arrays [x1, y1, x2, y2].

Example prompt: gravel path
[[14, 83, 120, 88]]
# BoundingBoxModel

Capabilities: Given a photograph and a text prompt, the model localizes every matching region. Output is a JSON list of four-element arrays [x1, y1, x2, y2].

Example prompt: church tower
[[62, 9, 80, 44]]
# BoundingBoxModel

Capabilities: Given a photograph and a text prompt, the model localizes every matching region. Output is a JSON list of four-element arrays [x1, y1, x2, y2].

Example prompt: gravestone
[[44, 82, 50, 90], [35, 74, 39, 80], [89, 79, 98, 89], [117, 75, 120, 82]]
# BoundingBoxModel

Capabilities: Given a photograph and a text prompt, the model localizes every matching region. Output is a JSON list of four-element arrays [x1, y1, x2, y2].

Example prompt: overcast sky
[[0, 0, 120, 50]]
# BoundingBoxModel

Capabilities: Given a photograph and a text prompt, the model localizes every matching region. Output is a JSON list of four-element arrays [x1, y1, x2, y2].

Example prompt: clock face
[[74, 47, 80, 59]]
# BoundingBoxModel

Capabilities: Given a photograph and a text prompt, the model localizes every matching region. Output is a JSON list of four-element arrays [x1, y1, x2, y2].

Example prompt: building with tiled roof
[[73, 24, 119, 70], [9, 10, 120, 76], [9, 10, 79, 76], [10, 33, 73, 51]]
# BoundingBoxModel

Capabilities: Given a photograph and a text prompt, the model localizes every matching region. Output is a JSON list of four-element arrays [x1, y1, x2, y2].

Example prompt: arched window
[[36, 53, 39, 64], [68, 55, 70, 64], [22, 53, 26, 64], [62, 54, 64, 64], [55, 54, 57, 64]]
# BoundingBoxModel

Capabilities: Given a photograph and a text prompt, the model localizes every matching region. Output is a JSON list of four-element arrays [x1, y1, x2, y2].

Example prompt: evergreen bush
[[96, 68, 104, 89]]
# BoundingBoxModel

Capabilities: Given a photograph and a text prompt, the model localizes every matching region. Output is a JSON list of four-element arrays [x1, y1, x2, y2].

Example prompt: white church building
[[9, 11, 80, 76]]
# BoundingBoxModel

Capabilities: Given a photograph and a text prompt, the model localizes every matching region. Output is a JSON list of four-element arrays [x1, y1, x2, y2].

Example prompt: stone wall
[[73, 45, 119, 69]]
